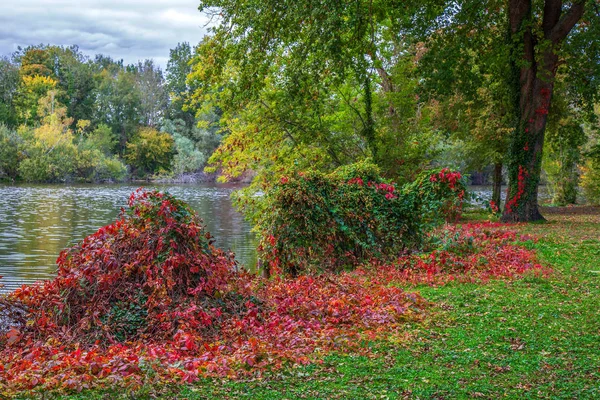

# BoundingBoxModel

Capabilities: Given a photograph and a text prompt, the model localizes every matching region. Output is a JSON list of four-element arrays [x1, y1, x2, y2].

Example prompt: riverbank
[[3, 205, 598, 398]]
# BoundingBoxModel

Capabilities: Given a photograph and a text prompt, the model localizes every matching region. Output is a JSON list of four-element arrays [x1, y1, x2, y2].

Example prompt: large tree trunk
[[501, 0, 585, 222]]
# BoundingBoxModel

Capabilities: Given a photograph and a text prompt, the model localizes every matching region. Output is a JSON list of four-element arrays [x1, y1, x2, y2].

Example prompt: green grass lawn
[[50, 207, 600, 399]]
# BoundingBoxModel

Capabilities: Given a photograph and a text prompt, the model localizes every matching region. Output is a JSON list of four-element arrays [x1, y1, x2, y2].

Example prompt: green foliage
[[255, 162, 467, 276], [94, 68, 141, 152], [125, 127, 175, 177], [190, 3, 446, 186], [101, 298, 148, 343], [13, 75, 58, 125], [403, 167, 468, 223], [580, 158, 600, 205], [0, 124, 21, 180], [160, 118, 222, 175], [0, 58, 19, 126], [80, 123, 117, 156], [74, 148, 128, 182], [166, 42, 195, 126], [134, 59, 168, 127], [170, 133, 206, 175], [18, 144, 77, 183]]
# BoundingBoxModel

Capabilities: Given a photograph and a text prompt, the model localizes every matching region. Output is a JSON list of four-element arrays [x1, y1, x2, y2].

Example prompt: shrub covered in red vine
[[258, 163, 467, 276], [403, 167, 467, 223], [257, 161, 423, 276], [9, 189, 250, 344]]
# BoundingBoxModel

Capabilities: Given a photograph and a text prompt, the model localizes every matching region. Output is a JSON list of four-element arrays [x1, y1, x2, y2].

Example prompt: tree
[[94, 68, 141, 153], [12, 45, 98, 127], [416, 0, 599, 221], [0, 58, 19, 126], [80, 123, 117, 156], [47, 46, 97, 126], [192, 1, 441, 189], [125, 127, 174, 176], [134, 59, 168, 127], [0, 125, 21, 180], [500, 0, 595, 221], [16, 46, 53, 78], [17, 92, 78, 182], [166, 42, 196, 126], [14, 75, 58, 125]]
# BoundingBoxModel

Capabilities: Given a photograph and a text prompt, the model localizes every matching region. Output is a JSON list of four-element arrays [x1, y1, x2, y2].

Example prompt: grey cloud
[[0, 0, 211, 67]]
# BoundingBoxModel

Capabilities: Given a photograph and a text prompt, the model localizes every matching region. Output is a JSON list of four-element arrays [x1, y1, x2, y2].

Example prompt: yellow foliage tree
[[125, 127, 174, 176], [14, 75, 58, 125]]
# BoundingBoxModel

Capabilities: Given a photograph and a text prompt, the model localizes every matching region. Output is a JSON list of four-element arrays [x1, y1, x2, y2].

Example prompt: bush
[[12, 189, 247, 343], [80, 123, 116, 155], [257, 162, 422, 276], [125, 127, 174, 177], [403, 167, 467, 223], [256, 163, 467, 276], [94, 154, 128, 181], [18, 142, 77, 182], [0, 125, 20, 180], [171, 132, 206, 175], [580, 159, 600, 205], [75, 148, 127, 182]]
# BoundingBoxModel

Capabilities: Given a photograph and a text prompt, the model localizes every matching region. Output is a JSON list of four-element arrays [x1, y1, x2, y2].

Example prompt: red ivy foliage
[[257, 162, 422, 276], [8, 189, 247, 344], [0, 191, 548, 396], [406, 167, 467, 223], [369, 222, 550, 286]]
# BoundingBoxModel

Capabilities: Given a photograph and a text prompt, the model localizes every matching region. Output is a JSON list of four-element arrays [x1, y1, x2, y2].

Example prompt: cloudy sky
[[0, 0, 212, 67]]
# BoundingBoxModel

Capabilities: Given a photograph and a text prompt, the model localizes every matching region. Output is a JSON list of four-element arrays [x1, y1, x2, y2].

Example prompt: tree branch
[[549, 0, 586, 43], [509, 0, 531, 34], [542, 0, 563, 35]]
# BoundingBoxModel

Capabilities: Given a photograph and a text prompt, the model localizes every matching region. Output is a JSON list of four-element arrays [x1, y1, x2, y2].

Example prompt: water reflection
[[0, 184, 256, 291], [468, 185, 551, 206]]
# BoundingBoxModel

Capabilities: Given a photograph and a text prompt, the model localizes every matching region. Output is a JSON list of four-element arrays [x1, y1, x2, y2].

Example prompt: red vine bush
[[11, 189, 249, 344], [257, 162, 422, 276], [402, 167, 467, 223], [258, 163, 467, 276]]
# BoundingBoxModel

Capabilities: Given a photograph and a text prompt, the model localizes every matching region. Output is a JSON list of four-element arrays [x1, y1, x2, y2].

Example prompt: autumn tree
[[125, 127, 175, 176], [193, 0, 442, 189], [413, 0, 599, 221], [498, 0, 597, 221]]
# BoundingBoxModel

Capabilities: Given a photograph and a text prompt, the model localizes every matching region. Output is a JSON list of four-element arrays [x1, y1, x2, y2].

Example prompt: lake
[[0, 183, 257, 292]]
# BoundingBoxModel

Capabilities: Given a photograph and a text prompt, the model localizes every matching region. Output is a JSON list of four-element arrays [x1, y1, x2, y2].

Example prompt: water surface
[[0, 183, 256, 291]]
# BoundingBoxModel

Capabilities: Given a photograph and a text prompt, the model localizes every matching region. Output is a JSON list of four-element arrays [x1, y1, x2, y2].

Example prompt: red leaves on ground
[[369, 222, 550, 286]]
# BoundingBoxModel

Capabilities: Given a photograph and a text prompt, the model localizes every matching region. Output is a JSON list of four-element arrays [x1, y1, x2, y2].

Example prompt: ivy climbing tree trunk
[[502, 0, 586, 222]]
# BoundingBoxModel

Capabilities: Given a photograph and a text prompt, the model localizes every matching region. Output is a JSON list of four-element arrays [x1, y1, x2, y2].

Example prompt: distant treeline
[[0, 43, 221, 182]]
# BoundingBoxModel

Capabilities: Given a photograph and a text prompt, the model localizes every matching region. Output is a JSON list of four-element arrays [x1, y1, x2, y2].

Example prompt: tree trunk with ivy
[[501, 0, 586, 222]]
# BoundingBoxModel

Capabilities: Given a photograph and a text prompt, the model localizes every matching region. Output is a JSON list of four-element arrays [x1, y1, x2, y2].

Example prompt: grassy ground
[[52, 207, 600, 399]]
